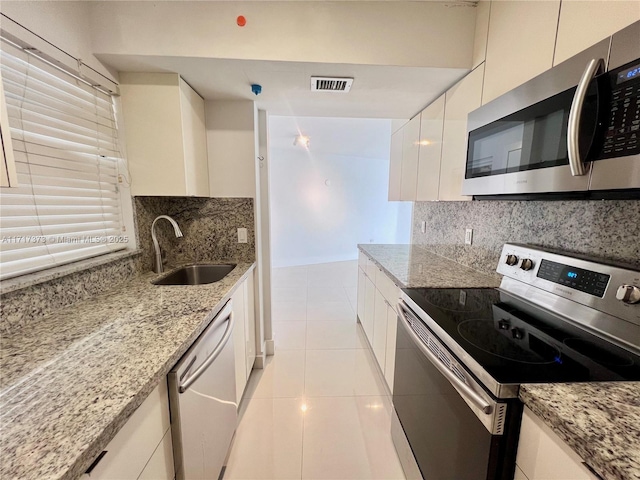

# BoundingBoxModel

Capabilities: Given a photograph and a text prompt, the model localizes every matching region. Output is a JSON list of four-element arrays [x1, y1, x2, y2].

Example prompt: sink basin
[[152, 264, 236, 286]]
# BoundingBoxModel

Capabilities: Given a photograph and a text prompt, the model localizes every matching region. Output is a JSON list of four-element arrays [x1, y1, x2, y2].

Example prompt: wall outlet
[[421, 221, 427, 233], [465, 228, 473, 245], [237, 228, 248, 243]]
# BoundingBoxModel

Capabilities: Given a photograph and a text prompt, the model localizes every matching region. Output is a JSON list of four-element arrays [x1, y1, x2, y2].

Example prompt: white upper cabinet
[[482, 0, 560, 104], [438, 64, 484, 201], [399, 114, 421, 201], [388, 128, 403, 201], [416, 94, 445, 201], [119, 73, 209, 197], [471, 0, 491, 69], [554, 1, 640, 65]]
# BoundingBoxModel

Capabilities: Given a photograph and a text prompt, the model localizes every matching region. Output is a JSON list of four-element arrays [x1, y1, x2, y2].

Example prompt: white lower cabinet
[[356, 252, 400, 393], [363, 274, 376, 344], [516, 407, 599, 480], [372, 289, 389, 370], [232, 274, 256, 405], [83, 382, 173, 480]]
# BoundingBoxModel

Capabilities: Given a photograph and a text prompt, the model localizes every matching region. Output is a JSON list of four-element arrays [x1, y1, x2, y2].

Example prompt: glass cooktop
[[402, 287, 640, 385]]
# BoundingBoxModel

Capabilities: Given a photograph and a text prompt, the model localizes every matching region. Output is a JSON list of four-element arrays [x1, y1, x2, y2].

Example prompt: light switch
[[238, 228, 248, 243], [465, 228, 473, 245]]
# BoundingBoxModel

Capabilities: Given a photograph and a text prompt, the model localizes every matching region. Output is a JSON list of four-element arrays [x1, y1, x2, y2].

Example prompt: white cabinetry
[[554, 2, 640, 65], [482, 1, 560, 104], [438, 64, 484, 201], [83, 382, 173, 480], [119, 73, 209, 197], [356, 251, 400, 393], [388, 128, 403, 201], [0, 70, 17, 188], [399, 114, 421, 201], [232, 274, 256, 404], [416, 94, 445, 201], [516, 407, 599, 480]]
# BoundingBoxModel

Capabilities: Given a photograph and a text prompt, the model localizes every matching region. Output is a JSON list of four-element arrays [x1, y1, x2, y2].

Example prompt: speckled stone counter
[[358, 244, 501, 288], [520, 383, 640, 480], [0, 262, 254, 480]]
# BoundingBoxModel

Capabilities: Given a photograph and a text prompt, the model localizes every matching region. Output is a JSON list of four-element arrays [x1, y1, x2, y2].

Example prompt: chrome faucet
[[151, 215, 183, 273]]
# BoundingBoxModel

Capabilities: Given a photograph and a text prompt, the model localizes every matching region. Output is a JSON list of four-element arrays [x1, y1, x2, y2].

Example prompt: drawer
[[365, 258, 377, 280], [358, 251, 368, 269], [84, 381, 170, 479], [375, 268, 400, 305]]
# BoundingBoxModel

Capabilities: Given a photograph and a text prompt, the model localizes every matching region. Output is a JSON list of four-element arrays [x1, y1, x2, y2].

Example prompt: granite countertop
[[360, 244, 639, 480], [520, 383, 640, 480], [0, 261, 255, 480], [358, 244, 501, 288]]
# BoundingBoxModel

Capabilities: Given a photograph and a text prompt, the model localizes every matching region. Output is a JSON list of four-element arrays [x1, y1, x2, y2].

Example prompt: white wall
[[269, 116, 411, 267]]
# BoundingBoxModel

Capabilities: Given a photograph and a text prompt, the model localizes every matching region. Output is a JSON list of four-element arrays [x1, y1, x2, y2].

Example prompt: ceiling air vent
[[311, 76, 353, 93]]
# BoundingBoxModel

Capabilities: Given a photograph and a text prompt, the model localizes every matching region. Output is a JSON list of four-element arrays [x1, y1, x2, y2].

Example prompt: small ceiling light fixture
[[418, 139, 432, 146], [294, 134, 310, 148]]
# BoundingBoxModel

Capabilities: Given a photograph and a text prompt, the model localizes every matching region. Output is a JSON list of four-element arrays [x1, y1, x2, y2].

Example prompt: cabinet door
[[138, 429, 174, 480], [388, 128, 403, 201], [363, 275, 376, 346], [86, 382, 171, 480], [516, 407, 599, 480], [416, 95, 445, 201], [554, 2, 640, 65], [244, 273, 256, 379], [372, 289, 388, 373], [232, 281, 247, 404], [357, 268, 366, 323], [179, 77, 209, 196], [384, 303, 398, 393], [400, 114, 421, 201], [438, 65, 484, 202], [482, 1, 560, 104]]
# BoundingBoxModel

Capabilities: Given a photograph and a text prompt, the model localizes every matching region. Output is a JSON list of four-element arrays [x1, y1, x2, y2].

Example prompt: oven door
[[392, 300, 520, 480]]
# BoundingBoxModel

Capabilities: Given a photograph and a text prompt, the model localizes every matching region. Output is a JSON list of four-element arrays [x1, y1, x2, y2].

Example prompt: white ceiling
[[99, 54, 468, 119]]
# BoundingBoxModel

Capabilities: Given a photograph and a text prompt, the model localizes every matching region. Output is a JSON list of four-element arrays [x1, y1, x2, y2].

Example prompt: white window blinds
[[0, 40, 128, 281]]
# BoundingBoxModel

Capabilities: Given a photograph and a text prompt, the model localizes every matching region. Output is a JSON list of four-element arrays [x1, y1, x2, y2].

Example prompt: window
[[0, 38, 129, 281]]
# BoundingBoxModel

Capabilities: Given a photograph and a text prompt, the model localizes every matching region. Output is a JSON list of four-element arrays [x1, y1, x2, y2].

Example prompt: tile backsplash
[[412, 199, 640, 276], [134, 196, 255, 271]]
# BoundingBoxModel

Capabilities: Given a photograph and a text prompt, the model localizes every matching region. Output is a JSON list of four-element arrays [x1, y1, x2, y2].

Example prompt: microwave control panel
[[600, 59, 640, 159]]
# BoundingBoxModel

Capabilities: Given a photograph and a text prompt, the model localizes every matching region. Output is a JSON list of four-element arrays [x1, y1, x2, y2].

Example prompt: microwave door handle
[[567, 58, 605, 176]]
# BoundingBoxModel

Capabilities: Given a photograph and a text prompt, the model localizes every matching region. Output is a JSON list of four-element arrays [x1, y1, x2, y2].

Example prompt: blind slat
[[0, 42, 128, 281]]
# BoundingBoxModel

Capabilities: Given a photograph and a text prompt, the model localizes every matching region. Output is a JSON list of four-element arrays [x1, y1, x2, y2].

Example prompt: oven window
[[466, 88, 576, 179]]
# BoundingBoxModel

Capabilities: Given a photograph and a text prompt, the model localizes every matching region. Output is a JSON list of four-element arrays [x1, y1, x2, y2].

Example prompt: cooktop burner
[[402, 287, 640, 385], [457, 319, 560, 364]]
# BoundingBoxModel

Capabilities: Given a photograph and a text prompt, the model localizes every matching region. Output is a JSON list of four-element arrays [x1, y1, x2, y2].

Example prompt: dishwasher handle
[[179, 309, 235, 394]]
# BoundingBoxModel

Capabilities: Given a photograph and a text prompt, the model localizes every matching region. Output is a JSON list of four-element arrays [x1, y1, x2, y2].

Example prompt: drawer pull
[[85, 450, 107, 475]]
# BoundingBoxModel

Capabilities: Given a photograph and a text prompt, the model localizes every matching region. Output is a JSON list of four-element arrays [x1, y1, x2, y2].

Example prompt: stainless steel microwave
[[462, 21, 640, 199]]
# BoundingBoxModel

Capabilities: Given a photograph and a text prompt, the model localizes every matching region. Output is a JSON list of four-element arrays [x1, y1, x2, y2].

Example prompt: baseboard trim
[[265, 338, 275, 356]]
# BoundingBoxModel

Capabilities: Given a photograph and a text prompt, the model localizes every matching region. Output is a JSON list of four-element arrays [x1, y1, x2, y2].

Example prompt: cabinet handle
[[85, 451, 108, 475]]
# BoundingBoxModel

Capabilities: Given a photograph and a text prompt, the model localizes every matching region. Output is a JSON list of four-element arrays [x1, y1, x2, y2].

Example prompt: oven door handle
[[567, 58, 604, 176], [397, 300, 493, 415]]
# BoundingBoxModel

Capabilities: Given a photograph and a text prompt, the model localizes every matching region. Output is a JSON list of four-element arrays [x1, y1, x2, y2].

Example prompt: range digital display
[[537, 260, 610, 297], [617, 63, 640, 84]]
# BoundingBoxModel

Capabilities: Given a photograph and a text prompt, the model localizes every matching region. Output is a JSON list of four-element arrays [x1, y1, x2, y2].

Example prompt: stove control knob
[[498, 319, 511, 330], [520, 259, 534, 271], [505, 254, 519, 266], [511, 327, 525, 340], [616, 285, 640, 304]]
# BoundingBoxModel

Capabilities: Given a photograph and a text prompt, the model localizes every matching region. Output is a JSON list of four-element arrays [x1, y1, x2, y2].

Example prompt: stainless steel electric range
[[391, 243, 640, 480]]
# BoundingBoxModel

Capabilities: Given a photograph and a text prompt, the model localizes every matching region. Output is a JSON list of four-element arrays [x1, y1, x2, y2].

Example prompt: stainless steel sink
[[152, 264, 236, 285]]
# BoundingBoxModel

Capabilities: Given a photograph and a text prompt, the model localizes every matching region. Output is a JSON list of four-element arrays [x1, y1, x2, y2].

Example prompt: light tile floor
[[224, 260, 406, 480]]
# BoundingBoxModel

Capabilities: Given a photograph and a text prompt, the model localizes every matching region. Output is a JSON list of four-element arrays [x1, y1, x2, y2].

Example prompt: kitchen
[[0, 2, 639, 480]]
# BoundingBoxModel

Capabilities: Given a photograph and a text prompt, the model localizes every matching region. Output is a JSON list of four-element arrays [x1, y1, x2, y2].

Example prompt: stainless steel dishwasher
[[168, 300, 237, 480]]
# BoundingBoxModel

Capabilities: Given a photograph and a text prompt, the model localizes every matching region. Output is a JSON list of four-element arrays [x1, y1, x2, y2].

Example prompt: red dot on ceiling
[[237, 16, 246, 27]]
